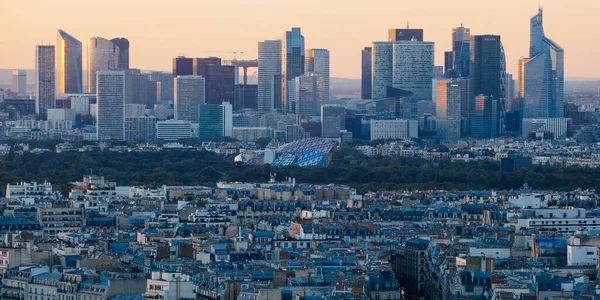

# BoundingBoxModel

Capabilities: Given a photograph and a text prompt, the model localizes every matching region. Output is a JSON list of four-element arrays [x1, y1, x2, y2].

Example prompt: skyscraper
[[35, 45, 56, 119], [12, 70, 26, 96], [57, 29, 83, 94], [174, 75, 205, 122], [193, 57, 235, 105], [361, 47, 372, 99], [469, 35, 505, 137], [295, 73, 324, 118], [321, 105, 345, 138], [258, 40, 282, 110], [470, 95, 497, 138], [96, 71, 125, 141], [436, 79, 467, 139], [282, 28, 305, 113], [110, 37, 130, 69], [522, 9, 564, 119], [198, 102, 232, 141], [446, 25, 471, 78], [305, 49, 330, 102], [87, 37, 120, 93], [371, 39, 434, 100]]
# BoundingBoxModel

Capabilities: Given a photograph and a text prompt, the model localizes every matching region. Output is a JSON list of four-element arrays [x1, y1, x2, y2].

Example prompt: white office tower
[[35, 45, 56, 119], [522, 118, 569, 139], [370, 119, 418, 141], [372, 39, 434, 100], [305, 49, 330, 102], [12, 70, 27, 96], [174, 75, 205, 122], [258, 40, 282, 110], [96, 71, 125, 141]]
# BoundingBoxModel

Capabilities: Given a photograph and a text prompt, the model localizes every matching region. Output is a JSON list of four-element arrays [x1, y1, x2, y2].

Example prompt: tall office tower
[[282, 28, 305, 113], [304, 49, 330, 104], [371, 42, 393, 100], [174, 75, 205, 122], [436, 79, 467, 139], [295, 73, 324, 118], [470, 95, 497, 138], [469, 35, 505, 137], [87, 37, 120, 93], [321, 104, 345, 138], [517, 57, 526, 99], [258, 40, 282, 110], [150, 71, 174, 103], [388, 28, 424, 41], [96, 71, 125, 141], [198, 102, 232, 141], [523, 9, 564, 118], [172, 56, 194, 102], [12, 70, 26, 96], [35, 45, 56, 119], [505, 73, 514, 111], [193, 57, 235, 105], [451, 25, 471, 78], [361, 47, 372, 99], [443, 51, 454, 76], [372, 39, 434, 100], [110, 38, 129, 69], [57, 29, 82, 94], [305, 49, 330, 102]]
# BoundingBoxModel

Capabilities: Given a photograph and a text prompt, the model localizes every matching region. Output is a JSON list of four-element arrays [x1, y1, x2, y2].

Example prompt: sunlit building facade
[[305, 49, 330, 102], [87, 37, 120, 93], [436, 79, 467, 139], [57, 29, 83, 94]]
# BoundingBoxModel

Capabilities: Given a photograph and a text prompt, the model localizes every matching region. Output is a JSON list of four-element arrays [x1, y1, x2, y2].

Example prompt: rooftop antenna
[[406, 21, 410, 29]]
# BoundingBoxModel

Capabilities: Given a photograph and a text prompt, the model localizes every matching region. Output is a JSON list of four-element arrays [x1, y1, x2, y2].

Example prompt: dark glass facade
[[361, 47, 372, 99], [110, 37, 130, 69], [198, 104, 223, 141], [193, 57, 235, 105], [388, 28, 424, 41]]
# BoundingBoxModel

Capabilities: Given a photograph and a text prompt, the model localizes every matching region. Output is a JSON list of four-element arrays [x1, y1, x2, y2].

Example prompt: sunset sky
[[2, 0, 599, 79]]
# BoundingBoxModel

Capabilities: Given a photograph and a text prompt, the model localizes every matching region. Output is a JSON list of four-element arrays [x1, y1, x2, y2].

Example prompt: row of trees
[[1, 146, 600, 195]]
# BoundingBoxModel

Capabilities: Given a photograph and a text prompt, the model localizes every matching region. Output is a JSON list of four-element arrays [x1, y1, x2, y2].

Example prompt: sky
[[1, 0, 599, 79]]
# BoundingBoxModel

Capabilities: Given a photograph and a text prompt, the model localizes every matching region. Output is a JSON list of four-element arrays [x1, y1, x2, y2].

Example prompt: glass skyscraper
[[87, 37, 120, 93], [198, 102, 232, 141], [282, 28, 305, 114], [110, 38, 130, 69], [361, 47, 372, 99], [258, 40, 282, 111], [57, 29, 83, 94], [305, 49, 330, 103], [523, 9, 564, 118]]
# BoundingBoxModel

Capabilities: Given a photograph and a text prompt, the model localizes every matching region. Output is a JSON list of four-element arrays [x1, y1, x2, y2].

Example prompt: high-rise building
[[193, 57, 235, 105], [172, 56, 194, 104], [361, 47, 372, 99], [12, 70, 26, 96], [446, 25, 471, 78], [174, 76, 205, 122], [125, 116, 157, 143], [469, 35, 505, 137], [87, 37, 120, 93], [57, 29, 83, 94], [35, 45, 56, 119], [522, 9, 564, 119], [282, 28, 305, 113], [372, 39, 434, 100], [110, 37, 129, 69], [517, 57, 526, 99], [198, 102, 233, 141], [258, 40, 282, 110], [149, 71, 174, 103], [470, 95, 498, 139], [96, 71, 125, 141], [388, 28, 424, 41], [321, 105, 345, 138], [305, 49, 330, 102], [436, 79, 468, 139], [295, 73, 324, 118]]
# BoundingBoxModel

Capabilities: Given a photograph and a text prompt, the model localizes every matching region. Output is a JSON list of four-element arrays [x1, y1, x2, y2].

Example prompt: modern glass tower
[[436, 79, 468, 139], [57, 29, 83, 94], [87, 37, 120, 93], [361, 47, 372, 99], [257, 40, 282, 110], [523, 9, 564, 118], [198, 102, 232, 141], [305, 49, 330, 102], [35, 45, 56, 119], [96, 71, 125, 141], [110, 38, 130, 69], [282, 28, 305, 113]]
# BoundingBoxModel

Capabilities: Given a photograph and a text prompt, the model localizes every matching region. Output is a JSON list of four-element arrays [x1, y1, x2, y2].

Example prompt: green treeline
[[1, 145, 599, 194]]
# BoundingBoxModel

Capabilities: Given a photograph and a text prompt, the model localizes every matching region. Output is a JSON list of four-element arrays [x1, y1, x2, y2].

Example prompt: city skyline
[[2, 0, 597, 79]]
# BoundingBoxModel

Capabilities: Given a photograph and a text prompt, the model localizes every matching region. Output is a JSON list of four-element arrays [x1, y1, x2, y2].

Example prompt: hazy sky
[[2, 0, 599, 79]]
